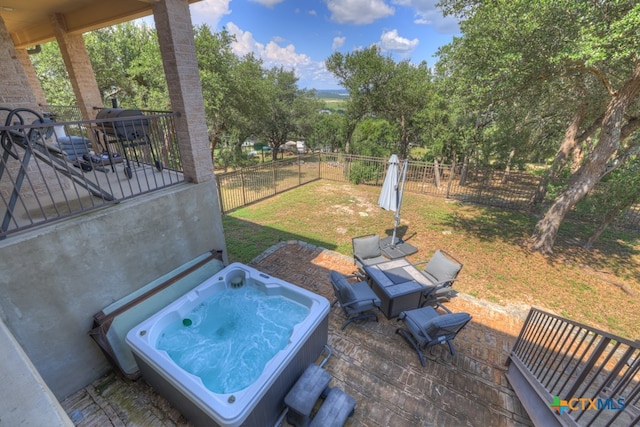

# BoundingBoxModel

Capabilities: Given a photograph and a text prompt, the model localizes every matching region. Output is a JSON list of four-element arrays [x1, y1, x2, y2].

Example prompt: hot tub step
[[285, 364, 332, 426], [309, 387, 356, 427]]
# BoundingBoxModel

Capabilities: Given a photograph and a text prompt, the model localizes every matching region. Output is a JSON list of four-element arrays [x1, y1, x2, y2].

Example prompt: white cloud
[[391, 0, 459, 34], [332, 36, 346, 50], [325, 0, 394, 25], [226, 23, 309, 67], [249, 0, 285, 7], [190, 0, 232, 27], [226, 22, 338, 89], [378, 29, 418, 54]]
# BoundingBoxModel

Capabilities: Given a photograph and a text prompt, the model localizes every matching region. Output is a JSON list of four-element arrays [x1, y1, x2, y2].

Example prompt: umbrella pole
[[390, 159, 408, 247]]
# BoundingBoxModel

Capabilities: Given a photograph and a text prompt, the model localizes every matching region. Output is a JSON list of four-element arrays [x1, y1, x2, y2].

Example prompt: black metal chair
[[396, 304, 471, 366], [329, 270, 381, 330]]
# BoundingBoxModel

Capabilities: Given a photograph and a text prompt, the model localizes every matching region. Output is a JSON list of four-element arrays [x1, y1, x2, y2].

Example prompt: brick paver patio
[[62, 241, 533, 426]]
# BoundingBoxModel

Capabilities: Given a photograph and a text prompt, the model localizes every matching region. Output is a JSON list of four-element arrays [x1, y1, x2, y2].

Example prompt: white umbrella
[[378, 154, 408, 246], [378, 154, 400, 211]]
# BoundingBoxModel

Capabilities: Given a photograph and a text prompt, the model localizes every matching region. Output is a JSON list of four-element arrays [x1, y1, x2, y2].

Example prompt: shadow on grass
[[379, 224, 418, 243], [444, 207, 535, 244], [551, 221, 640, 285], [442, 205, 640, 284], [223, 216, 338, 263]]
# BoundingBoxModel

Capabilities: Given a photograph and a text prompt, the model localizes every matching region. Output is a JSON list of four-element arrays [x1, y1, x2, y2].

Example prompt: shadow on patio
[[61, 240, 532, 427]]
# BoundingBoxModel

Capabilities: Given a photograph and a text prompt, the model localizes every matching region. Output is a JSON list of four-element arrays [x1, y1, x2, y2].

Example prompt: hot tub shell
[[126, 263, 330, 427]]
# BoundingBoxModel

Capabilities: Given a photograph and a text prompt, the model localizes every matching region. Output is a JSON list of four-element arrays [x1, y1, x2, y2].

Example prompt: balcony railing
[[507, 308, 640, 426], [0, 107, 184, 239]]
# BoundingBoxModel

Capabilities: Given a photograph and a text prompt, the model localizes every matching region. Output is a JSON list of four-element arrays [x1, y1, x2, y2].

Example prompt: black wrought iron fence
[[507, 308, 640, 426], [216, 154, 321, 211], [215, 153, 640, 231], [317, 153, 545, 211]]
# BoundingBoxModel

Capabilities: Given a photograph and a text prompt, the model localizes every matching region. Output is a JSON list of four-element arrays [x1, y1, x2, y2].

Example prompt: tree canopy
[[437, 0, 640, 252], [326, 46, 433, 159], [30, 8, 640, 252]]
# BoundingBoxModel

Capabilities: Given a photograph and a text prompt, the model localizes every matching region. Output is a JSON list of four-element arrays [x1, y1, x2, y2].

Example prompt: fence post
[[421, 162, 429, 193], [240, 169, 247, 207], [446, 164, 454, 198], [272, 160, 277, 195], [215, 175, 225, 213], [298, 153, 302, 186]]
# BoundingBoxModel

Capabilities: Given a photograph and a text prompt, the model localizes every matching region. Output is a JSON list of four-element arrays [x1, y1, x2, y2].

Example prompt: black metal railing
[[0, 107, 184, 239], [217, 152, 640, 232], [507, 308, 640, 426], [216, 154, 321, 211], [318, 153, 545, 211]]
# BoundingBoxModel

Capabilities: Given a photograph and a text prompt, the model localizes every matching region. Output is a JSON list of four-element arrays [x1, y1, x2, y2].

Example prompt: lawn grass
[[222, 180, 640, 339]]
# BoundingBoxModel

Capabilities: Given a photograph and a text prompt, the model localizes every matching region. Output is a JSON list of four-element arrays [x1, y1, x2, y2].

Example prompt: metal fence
[[507, 308, 640, 426], [216, 154, 321, 211], [0, 108, 184, 239], [319, 153, 540, 210], [216, 152, 640, 232]]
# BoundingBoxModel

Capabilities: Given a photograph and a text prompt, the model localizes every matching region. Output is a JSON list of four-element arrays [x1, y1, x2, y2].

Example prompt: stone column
[[0, 15, 38, 110], [15, 49, 47, 107], [152, 0, 214, 183], [50, 14, 103, 120], [0, 15, 48, 200]]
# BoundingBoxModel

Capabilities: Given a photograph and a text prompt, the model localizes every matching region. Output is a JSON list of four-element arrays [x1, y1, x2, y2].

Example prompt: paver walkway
[[62, 241, 533, 426]]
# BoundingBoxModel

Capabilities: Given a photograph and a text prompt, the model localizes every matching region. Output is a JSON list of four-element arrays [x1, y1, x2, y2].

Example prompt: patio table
[[364, 258, 432, 319]]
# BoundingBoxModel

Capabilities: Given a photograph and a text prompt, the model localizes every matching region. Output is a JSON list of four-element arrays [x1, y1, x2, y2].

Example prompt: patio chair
[[396, 304, 471, 366], [415, 250, 463, 306], [352, 234, 387, 271], [329, 270, 381, 330], [20, 115, 123, 174]]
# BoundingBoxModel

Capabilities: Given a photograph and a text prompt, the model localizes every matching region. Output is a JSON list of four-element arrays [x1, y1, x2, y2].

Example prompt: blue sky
[[186, 0, 460, 90]]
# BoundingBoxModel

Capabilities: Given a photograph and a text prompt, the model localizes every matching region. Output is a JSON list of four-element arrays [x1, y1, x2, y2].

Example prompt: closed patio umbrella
[[378, 154, 400, 212], [378, 154, 408, 247]]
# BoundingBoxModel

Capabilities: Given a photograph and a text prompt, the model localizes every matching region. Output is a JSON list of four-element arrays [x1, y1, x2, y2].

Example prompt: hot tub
[[126, 262, 329, 427]]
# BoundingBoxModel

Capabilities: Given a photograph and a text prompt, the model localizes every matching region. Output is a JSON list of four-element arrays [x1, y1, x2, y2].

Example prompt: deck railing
[[507, 308, 640, 426], [0, 108, 184, 239]]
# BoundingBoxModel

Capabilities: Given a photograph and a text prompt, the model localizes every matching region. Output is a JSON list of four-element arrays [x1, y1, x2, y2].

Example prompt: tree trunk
[[530, 63, 640, 253], [344, 126, 353, 154], [585, 215, 614, 249], [586, 191, 640, 248], [530, 107, 585, 207], [434, 158, 441, 188], [501, 147, 515, 185], [459, 155, 469, 186], [570, 138, 588, 173]]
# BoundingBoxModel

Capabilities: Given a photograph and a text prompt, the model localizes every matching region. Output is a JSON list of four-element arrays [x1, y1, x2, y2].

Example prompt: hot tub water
[[126, 263, 330, 427], [156, 286, 309, 393]]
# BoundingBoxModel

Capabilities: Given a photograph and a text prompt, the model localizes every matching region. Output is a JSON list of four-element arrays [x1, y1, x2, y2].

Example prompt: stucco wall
[[0, 181, 227, 399]]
